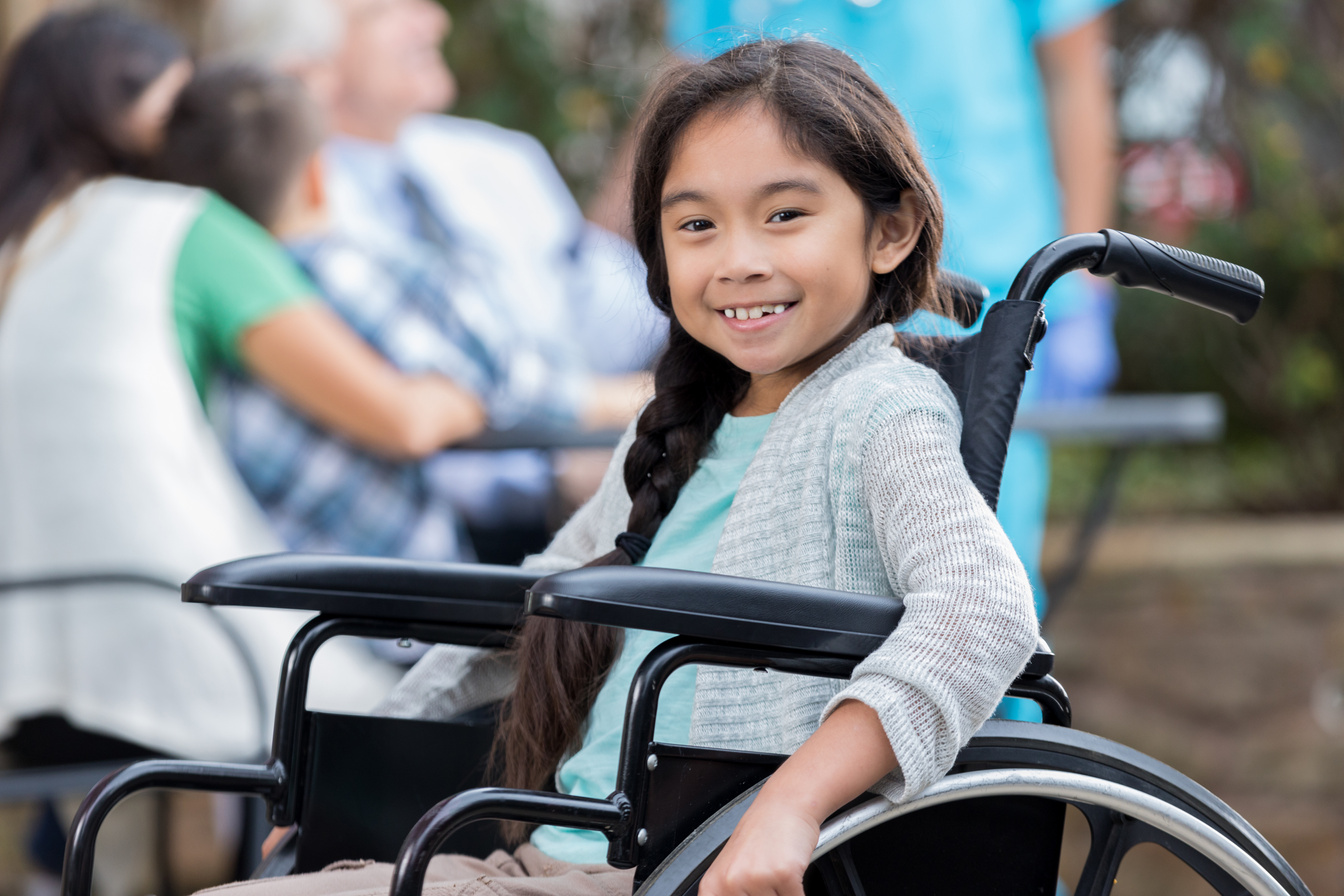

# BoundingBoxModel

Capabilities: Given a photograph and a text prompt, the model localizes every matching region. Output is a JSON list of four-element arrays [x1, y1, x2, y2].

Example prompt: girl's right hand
[[698, 785, 819, 896], [700, 701, 899, 896]]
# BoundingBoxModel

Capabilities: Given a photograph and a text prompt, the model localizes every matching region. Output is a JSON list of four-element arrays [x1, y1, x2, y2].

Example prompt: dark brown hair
[[0, 8, 185, 249], [495, 38, 948, 828], [155, 63, 325, 228]]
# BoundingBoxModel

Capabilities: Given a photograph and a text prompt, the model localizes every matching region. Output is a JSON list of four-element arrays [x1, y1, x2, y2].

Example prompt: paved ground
[[1043, 520, 1344, 896]]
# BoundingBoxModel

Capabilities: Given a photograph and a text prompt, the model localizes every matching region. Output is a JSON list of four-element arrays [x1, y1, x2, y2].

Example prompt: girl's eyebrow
[[756, 178, 822, 199], [661, 189, 707, 211], [661, 178, 822, 211]]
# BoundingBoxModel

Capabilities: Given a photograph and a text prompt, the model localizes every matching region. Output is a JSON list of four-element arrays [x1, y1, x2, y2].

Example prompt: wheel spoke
[[1072, 805, 1130, 896], [812, 842, 866, 896], [1130, 822, 1252, 895], [1071, 804, 1255, 896]]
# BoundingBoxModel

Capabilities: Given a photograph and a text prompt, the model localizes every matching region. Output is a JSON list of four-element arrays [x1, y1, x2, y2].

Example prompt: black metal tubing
[[0, 572, 179, 593], [1003, 232, 1108, 306], [609, 638, 858, 868], [61, 760, 284, 896], [270, 615, 511, 825], [1005, 674, 1072, 728], [58, 613, 512, 896], [389, 789, 631, 896]]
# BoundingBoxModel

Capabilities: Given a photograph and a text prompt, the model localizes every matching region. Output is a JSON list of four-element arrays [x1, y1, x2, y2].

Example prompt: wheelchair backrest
[[905, 296, 1046, 512]]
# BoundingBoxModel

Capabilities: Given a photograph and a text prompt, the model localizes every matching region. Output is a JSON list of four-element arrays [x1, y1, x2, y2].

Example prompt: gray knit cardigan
[[379, 325, 1038, 804]]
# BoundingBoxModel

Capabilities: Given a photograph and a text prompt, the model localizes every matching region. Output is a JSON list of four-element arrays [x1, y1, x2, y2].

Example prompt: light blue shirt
[[530, 411, 776, 863]]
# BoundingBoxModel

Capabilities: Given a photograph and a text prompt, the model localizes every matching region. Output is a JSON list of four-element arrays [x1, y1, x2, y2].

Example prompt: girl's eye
[[679, 218, 714, 233], [769, 209, 804, 223]]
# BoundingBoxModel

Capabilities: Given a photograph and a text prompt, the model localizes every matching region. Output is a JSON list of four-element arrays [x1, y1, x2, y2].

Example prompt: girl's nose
[[716, 231, 772, 283]]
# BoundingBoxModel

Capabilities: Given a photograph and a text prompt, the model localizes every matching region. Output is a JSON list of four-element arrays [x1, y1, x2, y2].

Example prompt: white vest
[[0, 178, 396, 759]]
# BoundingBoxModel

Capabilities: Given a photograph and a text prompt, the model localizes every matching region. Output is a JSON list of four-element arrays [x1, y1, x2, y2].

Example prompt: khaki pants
[[195, 845, 636, 896]]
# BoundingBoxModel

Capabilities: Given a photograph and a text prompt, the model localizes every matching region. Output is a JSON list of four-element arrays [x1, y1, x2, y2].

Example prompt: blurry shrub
[[435, 0, 663, 203], [1114, 0, 1343, 511]]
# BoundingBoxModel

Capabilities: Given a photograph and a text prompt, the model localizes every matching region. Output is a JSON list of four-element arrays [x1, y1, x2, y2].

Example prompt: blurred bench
[[1015, 393, 1225, 611]]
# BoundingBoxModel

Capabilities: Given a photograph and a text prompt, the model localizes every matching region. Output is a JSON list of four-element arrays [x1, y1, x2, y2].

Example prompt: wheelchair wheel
[[635, 721, 1311, 896]]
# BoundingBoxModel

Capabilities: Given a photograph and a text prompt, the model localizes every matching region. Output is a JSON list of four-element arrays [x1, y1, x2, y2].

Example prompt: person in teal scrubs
[[665, 0, 1122, 642]]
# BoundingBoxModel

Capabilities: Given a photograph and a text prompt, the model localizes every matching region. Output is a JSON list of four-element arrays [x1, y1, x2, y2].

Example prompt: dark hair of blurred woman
[[0, 8, 187, 248]]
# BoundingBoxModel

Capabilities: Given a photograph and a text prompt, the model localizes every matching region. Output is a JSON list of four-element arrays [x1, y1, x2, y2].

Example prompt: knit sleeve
[[821, 388, 1038, 803]]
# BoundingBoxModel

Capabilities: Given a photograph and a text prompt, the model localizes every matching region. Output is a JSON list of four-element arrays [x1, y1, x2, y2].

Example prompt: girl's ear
[[869, 189, 927, 275]]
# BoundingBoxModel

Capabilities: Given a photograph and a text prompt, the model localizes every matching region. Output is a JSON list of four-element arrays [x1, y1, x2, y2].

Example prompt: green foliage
[[1114, 0, 1344, 510], [434, 0, 663, 204]]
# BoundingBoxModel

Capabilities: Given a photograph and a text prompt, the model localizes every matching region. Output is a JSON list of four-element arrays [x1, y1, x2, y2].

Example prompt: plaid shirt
[[216, 229, 590, 560]]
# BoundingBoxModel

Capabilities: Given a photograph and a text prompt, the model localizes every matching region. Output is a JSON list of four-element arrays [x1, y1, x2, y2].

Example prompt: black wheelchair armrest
[[183, 553, 536, 627], [527, 566, 902, 659], [528, 566, 1054, 676]]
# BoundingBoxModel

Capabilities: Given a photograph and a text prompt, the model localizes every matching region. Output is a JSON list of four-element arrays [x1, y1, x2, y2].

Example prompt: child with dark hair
[[157, 64, 647, 560], [194, 36, 1036, 896]]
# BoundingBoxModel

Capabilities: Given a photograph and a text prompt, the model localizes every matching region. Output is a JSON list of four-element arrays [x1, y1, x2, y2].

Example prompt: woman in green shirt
[[0, 9, 479, 769], [0, 7, 487, 460]]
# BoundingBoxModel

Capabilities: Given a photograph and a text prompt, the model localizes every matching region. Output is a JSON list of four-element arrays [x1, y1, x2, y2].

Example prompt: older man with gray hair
[[203, 0, 663, 563]]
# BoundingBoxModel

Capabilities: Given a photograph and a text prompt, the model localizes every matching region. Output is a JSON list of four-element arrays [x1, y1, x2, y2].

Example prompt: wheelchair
[[60, 229, 1308, 896]]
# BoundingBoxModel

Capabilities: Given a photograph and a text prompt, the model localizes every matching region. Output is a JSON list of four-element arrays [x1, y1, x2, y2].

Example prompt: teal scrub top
[[666, 0, 1118, 324]]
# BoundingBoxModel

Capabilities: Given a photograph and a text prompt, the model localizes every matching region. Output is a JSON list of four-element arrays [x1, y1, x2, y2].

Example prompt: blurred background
[[0, 0, 1341, 893]]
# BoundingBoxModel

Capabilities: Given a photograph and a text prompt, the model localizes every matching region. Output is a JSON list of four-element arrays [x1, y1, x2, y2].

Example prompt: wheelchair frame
[[60, 230, 1307, 896]]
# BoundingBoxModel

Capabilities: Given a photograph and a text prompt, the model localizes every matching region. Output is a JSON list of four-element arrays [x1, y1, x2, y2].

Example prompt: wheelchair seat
[[60, 231, 1307, 896]]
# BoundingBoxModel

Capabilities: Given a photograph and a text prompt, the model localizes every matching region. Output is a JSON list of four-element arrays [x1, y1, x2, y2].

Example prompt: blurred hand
[[261, 825, 292, 859], [579, 373, 654, 431], [552, 448, 614, 515], [1033, 277, 1118, 402]]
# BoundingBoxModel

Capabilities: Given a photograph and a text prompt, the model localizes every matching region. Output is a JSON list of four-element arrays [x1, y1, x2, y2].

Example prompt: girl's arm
[[238, 303, 487, 459], [702, 384, 1037, 896], [700, 700, 894, 896]]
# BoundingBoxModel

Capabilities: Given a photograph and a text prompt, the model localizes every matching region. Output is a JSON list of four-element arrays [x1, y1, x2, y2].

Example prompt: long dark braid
[[495, 38, 948, 832], [494, 321, 746, 830]]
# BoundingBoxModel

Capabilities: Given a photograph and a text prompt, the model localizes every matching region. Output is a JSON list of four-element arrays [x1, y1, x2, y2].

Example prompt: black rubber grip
[[938, 270, 990, 327], [1090, 229, 1264, 323]]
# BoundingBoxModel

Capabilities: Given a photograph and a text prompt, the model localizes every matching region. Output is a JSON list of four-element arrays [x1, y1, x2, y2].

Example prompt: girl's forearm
[[756, 699, 896, 823], [698, 700, 897, 896]]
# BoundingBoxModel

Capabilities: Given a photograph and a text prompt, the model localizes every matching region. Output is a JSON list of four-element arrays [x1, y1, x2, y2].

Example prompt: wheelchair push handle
[[1090, 229, 1264, 324]]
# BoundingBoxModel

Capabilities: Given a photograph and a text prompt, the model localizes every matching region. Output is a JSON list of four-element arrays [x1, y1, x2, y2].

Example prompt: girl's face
[[660, 103, 923, 414]]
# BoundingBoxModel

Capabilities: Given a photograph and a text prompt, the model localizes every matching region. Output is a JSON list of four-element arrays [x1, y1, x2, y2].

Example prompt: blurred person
[[203, 0, 666, 562], [0, 5, 513, 792], [156, 64, 649, 562], [652, 1, 1122, 661]]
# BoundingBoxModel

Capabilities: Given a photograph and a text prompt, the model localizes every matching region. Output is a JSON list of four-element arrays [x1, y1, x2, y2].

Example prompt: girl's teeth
[[724, 304, 790, 319]]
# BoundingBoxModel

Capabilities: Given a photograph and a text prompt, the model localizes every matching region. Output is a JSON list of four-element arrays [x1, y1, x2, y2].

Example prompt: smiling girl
[[194, 35, 1037, 896]]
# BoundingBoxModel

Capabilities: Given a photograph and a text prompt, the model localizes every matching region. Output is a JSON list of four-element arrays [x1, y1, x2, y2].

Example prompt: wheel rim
[[813, 769, 1291, 896], [634, 727, 1311, 896]]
